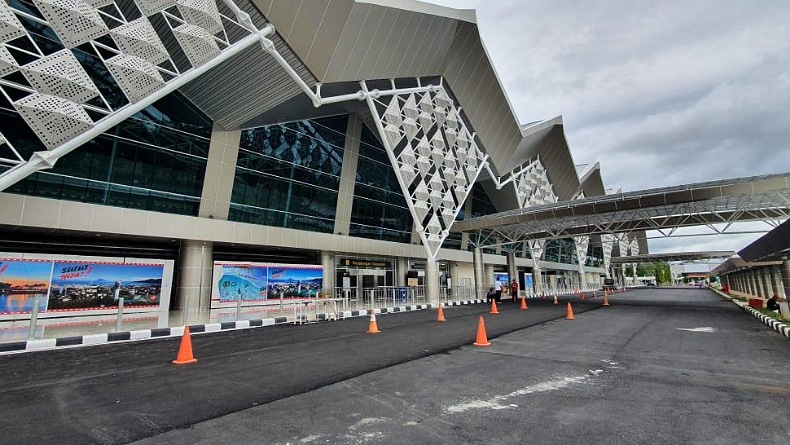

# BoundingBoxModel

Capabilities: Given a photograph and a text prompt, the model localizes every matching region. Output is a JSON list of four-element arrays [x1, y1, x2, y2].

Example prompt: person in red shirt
[[510, 280, 519, 303]]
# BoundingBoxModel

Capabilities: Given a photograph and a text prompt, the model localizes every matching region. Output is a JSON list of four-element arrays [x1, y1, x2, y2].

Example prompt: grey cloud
[[430, 0, 790, 252]]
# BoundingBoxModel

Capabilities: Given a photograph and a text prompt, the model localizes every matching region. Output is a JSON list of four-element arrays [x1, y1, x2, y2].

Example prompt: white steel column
[[782, 257, 790, 298], [333, 114, 363, 235], [507, 250, 517, 289], [425, 257, 440, 304], [198, 124, 241, 219], [473, 247, 484, 299]]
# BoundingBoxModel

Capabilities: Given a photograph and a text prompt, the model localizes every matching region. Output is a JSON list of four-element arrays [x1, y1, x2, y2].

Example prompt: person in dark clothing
[[486, 287, 497, 303], [766, 294, 785, 312]]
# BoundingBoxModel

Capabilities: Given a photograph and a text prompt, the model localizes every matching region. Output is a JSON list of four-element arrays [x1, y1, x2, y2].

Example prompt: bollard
[[27, 296, 40, 339], [236, 292, 242, 320], [279, 291, 284, 314], [116, 298, 125, 331]]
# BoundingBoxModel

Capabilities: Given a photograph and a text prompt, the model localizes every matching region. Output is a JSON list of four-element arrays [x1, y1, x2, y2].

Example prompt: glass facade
[[469, 183, 499, 254], [349, 125, 414, 243], [0, 1, 211, 215], [544, 238, 578, 264], [229, 115, 347, 233]]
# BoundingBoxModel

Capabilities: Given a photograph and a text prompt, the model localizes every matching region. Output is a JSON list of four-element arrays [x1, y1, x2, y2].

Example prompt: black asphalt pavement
[[3, 289, 789, 444]]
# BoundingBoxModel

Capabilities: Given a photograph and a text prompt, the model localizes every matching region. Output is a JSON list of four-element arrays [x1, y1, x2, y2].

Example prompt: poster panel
[[49, 261, 164, 310], [212, 262, 323, 306], [523, 272, 534, 293], [0, 259, 52, 314], [267, 266, 323, 298], [216, 264, 269, 302]]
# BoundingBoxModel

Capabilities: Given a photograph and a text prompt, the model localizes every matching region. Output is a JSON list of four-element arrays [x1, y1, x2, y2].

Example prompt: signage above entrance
[[342, 259, 390, 269]]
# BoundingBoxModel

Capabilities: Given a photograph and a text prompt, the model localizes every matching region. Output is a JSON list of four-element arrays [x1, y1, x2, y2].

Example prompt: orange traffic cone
[[490, 299, 499, 314], [603, 291, 610, 306], [553, 294, 558, 305], [473, 316, 491, 346], [437, 303, 446, 322], [172, 326, 198, 365], [566, 302, 575, 320], [580, 292, 585, 301], [367, 308, 380, 333], [520, 297, 528, 310]]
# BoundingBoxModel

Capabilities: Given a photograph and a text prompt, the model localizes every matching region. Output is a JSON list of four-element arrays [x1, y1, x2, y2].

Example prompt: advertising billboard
[[0, 256, 171, 318], [212, 262, 322, 308]]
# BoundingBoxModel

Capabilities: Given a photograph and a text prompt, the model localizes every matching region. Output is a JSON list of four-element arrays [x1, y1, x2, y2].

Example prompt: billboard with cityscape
[[213, 262, 322, 307], [0, 257, 167, 315]]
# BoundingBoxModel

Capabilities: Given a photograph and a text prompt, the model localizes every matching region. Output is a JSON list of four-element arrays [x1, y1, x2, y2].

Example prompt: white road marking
[[446, 375, 590, 413], [677, 327, 717, 333]]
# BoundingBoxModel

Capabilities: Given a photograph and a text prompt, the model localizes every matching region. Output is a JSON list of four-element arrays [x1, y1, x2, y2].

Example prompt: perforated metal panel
[[133, 0, 177, 16], [111, 18, 170, 65], [21, 49, 100, 104], [528, 239, 545, 261], [574, 236, 589, 266], [515, 159, 558, 208], [172, 23, 220, 67], [0, 3, 26, 42], [13, 93, 94, 149], [368, 86, 486, 258], [602, 234, 615, 273], [176, 0, 223, 35], [105, 54, 165, 102], [33, 0, 109, 48], [0, 45, 17, 76]]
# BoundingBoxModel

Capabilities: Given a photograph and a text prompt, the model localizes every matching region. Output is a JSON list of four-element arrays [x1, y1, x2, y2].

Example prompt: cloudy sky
[[429, 0, 790, 254]]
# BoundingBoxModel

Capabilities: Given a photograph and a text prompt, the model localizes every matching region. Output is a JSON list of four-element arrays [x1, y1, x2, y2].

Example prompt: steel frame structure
[[454, 173, 790, 249]]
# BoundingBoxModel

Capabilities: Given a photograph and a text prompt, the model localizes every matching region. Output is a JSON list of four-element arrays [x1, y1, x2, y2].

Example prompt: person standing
[[510, 279, 519, 303]]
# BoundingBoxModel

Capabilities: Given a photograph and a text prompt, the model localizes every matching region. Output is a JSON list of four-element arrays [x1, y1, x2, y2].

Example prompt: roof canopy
[[610, 251, 735, 264], [452, 172, 790, 247]]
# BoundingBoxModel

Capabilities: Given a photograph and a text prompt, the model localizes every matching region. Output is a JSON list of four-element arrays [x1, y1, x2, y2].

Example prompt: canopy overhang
[[452, 172, 790, 247]]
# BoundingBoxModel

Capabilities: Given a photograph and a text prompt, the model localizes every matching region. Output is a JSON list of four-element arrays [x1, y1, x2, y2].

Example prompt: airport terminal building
[[0, 0, 647, 320]]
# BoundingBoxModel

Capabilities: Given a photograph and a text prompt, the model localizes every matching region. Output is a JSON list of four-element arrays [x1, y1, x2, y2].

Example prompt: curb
[[711, 288, 790, 340], [0, 299, 487, 355]]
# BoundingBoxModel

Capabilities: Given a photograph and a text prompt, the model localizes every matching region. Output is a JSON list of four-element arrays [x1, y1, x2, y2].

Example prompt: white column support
[[425, 257, 440, 304]]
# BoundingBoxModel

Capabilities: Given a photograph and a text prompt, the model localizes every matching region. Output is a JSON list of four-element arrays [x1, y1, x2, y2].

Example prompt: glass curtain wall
[[544, 238, 578, 264], [349, 125, 413, 243], [469, 183, 499, 254], [229, 115, 347, 233]]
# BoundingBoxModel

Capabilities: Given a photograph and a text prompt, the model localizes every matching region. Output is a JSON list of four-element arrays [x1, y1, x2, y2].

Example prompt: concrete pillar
[[321, 251, 335, 292], [473, 247, 484, 298], [177, 240, 213, 323], [506, 250, 517, 288], [425, 257, 440, 304], [748, 269, 759, 297], [533, 263, 544, 294], [769, 265, 783, 298], [578, 264, 588, 291], [782, 257, 790, 298], [198, 124, 241, 219], [397, 257, 408, 287], [761, 267, 773, 299], [484, 264, 494, 288], [333, 114, 363, 235]]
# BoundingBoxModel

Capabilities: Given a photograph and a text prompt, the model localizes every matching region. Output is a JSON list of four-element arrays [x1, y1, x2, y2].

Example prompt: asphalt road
[[2, 289, 789, 444]]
